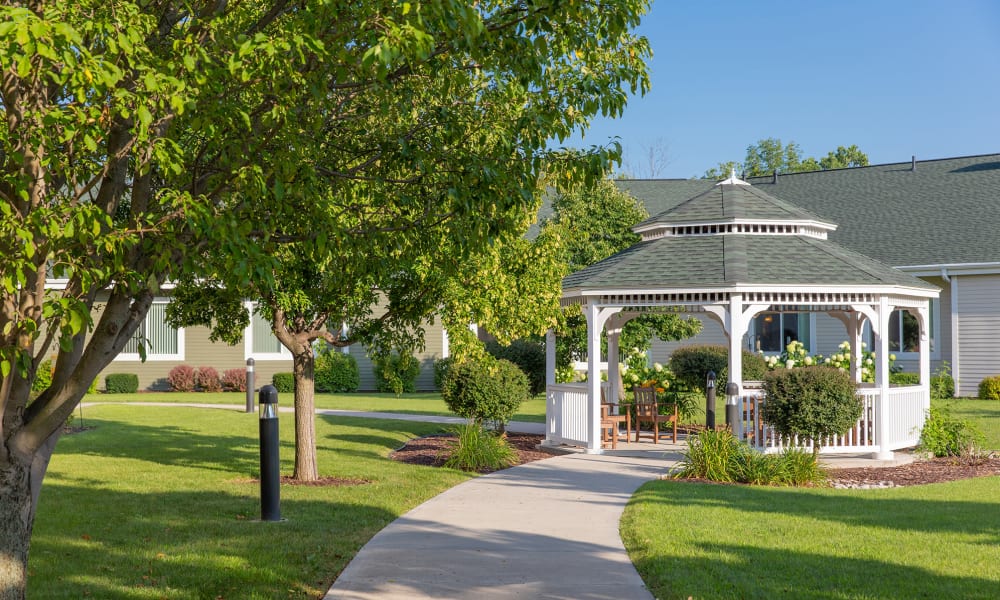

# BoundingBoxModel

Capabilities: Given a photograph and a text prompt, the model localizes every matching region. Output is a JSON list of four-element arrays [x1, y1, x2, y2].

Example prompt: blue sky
[[567, 0, 1000, 178]]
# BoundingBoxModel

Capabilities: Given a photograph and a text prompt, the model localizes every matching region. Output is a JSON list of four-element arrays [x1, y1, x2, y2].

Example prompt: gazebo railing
[[741, 386, 927, 454], [546, 382, 610, 447]]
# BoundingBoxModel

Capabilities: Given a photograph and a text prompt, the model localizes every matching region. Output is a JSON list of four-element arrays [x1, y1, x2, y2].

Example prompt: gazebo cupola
[[544, 173, 939, 459]]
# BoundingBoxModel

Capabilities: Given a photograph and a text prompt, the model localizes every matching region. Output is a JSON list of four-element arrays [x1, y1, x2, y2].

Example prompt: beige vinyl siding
[[352, 317, 446, 391], [812, 313, 849, 357], [954, 274, 1000, 396]]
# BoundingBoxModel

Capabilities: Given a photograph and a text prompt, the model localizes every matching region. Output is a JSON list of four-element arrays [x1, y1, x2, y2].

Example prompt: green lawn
[[622, 477, 1000, 600], [937, 397, 1000, 449], [31, 405, 470, 598], [87, 391, 548, 423]]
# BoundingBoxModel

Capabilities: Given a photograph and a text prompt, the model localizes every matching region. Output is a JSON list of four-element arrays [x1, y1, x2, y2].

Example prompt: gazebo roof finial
[[717, 167, 750, 186]]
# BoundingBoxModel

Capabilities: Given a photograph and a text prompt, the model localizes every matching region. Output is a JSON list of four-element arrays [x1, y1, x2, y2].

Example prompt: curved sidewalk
[[325, 451, 678, 600]]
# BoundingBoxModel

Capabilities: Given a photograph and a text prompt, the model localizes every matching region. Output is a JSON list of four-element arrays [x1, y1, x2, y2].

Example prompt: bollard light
[[258, 384, 280, 521], [705, 370, 717, 430], [245, 357, 256, 413], [725, 381, 740, 437]]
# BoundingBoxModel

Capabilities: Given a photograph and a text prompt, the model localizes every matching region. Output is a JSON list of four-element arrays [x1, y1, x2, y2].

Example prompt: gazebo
[[543, 174, 939, 459]]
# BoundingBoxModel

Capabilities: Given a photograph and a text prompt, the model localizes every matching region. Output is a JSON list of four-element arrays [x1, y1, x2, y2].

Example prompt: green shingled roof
[[611, 153, 1000, 267], [562, 234, 938, 292], [635, 181, 833, 229]]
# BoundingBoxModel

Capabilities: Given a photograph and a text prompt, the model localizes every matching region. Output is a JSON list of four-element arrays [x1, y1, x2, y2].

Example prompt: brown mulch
[[390, 433, 553, 473], [827, 455, 1000, 487], [392, 433, 1000, 487]]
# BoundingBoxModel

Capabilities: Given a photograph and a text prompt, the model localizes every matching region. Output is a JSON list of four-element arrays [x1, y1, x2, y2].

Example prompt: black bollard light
[[245, 358, 255, 413], [258, 384, 281, 521], [725, 381, 740, 437], [705, 371, 717, 430]]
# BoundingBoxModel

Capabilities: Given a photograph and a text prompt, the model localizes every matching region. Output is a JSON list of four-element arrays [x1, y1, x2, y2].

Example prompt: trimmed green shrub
[[373, 351, 420, 395], [978, 376, 1000, 401], [669, 345, 768, 391], [442, 356, 530, 431], [930, 363, 955, 400], [762, 366, 860, 459], [196, 366, 222, 392], [486, 339, 546, 395], [32, 359, 54, 392], [167, 365, 196, 392], [442, 423, 518, 472], [433, 356, 455, 390], [315, 351, 360, 393], [221, 368, 246, 392], [272, 372, 294, 393], [105, 373, 139, 394], [919, 405, 986, 458], [890, 372, 921, 386]]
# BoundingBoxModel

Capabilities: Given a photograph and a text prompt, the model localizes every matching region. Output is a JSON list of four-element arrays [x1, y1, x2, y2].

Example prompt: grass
[[936, 397, 1000, 449], [622, 477, 1000, 600], [87, 391, 548, 423], [30, 405, 471, 598]]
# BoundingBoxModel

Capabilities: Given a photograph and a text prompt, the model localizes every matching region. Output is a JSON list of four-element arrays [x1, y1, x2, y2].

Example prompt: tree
[[0, 1, 652, 595], [704, 139, 869, 178], [539, 180, 701, 369]]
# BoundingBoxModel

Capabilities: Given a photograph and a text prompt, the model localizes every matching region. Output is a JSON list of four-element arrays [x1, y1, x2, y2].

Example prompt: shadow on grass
[[30, 488, 398, 599], [632, 542, 999, 600]]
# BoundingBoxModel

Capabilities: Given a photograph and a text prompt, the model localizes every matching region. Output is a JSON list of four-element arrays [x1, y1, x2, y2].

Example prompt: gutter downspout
[[941, 267, 960, 397]]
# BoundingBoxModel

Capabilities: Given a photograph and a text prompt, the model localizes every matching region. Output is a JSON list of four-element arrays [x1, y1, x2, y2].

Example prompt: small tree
[[761, 367, 861, 460]]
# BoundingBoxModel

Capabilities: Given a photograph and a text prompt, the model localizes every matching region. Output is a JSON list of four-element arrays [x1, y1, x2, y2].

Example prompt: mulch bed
[[390, 433, 553, 473], [391, 433, 1000, 487]]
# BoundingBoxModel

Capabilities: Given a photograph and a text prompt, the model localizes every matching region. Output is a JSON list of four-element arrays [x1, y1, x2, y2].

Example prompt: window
[[863, 302, 937, 355], [117, 300, 184, 361], [244, 303, 291, 360], [749, 312, 812, 353]]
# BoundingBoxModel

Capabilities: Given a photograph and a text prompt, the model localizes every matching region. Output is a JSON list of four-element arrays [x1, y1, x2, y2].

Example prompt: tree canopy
[[0, 1, 653, 595], [704, 139, 869, 179]]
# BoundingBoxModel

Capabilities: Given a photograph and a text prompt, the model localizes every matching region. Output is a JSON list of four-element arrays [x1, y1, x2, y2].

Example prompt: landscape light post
[[705, 370, 716, 430], [245, 358, 255, 413], [258, 385, 281, 522], [725, 381, 741, 439]]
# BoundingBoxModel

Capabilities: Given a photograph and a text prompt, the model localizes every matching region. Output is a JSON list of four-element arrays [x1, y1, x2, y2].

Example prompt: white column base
[[584, 448, 604, 455], [873, 449, 894, 461]]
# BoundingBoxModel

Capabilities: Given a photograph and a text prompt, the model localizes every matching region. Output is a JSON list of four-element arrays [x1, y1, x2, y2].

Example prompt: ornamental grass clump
[[442, 423, 518, 472], [673, 429, 827, 486], [673, 428, 746, 483]]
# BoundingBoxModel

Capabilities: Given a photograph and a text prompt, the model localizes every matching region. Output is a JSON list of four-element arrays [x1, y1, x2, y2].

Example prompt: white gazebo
[[543, 174, 939, 459]]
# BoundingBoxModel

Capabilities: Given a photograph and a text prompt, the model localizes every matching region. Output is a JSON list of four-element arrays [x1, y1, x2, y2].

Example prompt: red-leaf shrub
[[197, 366, 222, 392], [222, 368, 246, 392], [167, 365, 196, 392]]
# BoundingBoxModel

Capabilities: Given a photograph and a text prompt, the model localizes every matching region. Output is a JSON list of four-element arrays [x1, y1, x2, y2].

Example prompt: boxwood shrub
[[315, 351, 360, 393], [485, 339, 546, 395], [978, 375, 1000, 401], [669, 345, 768, 391], [442, 356, 530, 431], [890, 372, 921, 386], [762, 366, 860, 458], [105, 373, 139, 394], [272, 372, 294, 393]]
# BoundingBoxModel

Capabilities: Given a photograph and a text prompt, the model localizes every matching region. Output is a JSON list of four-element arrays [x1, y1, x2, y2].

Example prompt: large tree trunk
[[291, 350, 318, 481], [0, 458, 33, 600]]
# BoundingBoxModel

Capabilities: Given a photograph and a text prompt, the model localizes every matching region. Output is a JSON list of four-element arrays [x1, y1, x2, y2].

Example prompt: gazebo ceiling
[[562, 176, 939, 301]]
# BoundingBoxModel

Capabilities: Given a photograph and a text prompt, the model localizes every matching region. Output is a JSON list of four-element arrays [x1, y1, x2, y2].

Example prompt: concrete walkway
[[325, 451, 676, 600]]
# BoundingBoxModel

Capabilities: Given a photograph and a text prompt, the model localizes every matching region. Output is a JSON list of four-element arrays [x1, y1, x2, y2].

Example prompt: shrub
[[762, 367, 860, 459], [890, 372, 920, 386], [442, 423, 518, 472], [167, 365, 196, 392], [732, 450, 787, 486], [930, 362, 955, 400], [919, 405, 986, 458], [673, 428, 745, 483], [315, 351, 360, 393], [669, 345, 767, 391], [221, 368, 246, 392], [32, 359, 54, 392], [105, 373, 139, 394], [486, 339, 546, 395], [442, 356, 530, 431], [196, 367, 222, 392], [778, 448, 827, 486], [272, 372, 294, 393], [373, 351, 420, 395], [673, 428, 826, 486], [978, 376, 1000, 401], [433, 356, 455, 390]]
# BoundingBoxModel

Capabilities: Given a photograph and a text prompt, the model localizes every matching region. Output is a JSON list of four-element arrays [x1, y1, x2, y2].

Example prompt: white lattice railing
[[741, 385, 927, 454]]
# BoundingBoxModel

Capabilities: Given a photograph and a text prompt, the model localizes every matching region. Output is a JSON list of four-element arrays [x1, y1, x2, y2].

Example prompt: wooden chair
[[632, 386, 678, 444], [600, 387, 629, 449]]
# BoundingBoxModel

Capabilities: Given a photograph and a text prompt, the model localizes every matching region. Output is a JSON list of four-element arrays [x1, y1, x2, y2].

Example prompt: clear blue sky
[[567, 0, 1000, 178]]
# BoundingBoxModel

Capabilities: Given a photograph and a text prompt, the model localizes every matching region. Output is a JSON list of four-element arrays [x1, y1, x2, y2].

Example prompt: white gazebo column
[[849, 313, 864, 384], [545, 329, 556, 388], [584, 302, 621, 453], [874, 297, 893, 460], [917, 305, 931, 411], [607, 327, 622, 405], [728, 294, 745, 439]]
